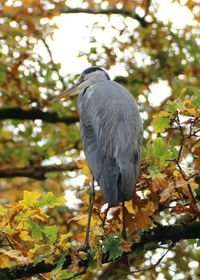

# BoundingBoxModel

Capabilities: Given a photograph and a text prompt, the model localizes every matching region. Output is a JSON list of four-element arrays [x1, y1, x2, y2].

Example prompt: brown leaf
[[159, 183, 179, 204], [120, 240, 132, 253], [132, 201, 156, 231], [172, 202, 198, 221], [152, 174, 169, 192], [195, 157, 200, 171]]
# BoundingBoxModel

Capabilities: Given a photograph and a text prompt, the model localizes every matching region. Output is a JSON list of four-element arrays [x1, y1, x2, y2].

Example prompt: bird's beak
[[51, 81, 81, 103]]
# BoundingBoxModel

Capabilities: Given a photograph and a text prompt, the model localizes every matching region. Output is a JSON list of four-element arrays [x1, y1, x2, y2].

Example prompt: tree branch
[[41, 38, 66, 90], [0, 162, 77, 180], [0, 221, 199, 279], [59, 8, 148, 27], [0, 107, 79, 124]]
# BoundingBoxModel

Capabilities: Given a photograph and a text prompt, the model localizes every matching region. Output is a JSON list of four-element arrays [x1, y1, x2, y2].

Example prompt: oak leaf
[[152, 174, 168, 192], [159, 183, 179, 204]]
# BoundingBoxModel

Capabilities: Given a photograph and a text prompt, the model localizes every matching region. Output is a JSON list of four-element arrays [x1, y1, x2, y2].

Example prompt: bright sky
[[36, 0, 194, 75], [35, 0, 195, 107]]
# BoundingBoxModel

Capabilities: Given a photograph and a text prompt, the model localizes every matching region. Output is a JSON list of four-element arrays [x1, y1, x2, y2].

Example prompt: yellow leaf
[[31, 209, 49, 222], [0, 249, 29, 265], [77, 160, 91, 176], [190, 182, 199, 190], [19, 190, 41, 208], [125, 200, 136, 214], [58, 232, 73, 247], [0, 254, 11, 269], [69, 215, 88, 226], [19, 230, 33, 242], [156, 111, 170, 118], [0, 205, 7, 216], [173, 170, 180, 178], [78, 251, 88, 261]]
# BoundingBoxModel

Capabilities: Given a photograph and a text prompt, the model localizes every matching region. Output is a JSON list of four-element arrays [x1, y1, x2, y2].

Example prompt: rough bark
[[0, 107, 79, 124], [0, 221, 199, 279], [0, 162, 77, 180]]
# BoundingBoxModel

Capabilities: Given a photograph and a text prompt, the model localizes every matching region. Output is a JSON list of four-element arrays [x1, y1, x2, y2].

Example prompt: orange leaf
[[75, 232, 86, 243]]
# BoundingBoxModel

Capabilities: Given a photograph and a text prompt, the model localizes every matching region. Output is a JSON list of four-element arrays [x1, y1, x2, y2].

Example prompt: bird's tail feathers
[[118, 162, 137, 202]]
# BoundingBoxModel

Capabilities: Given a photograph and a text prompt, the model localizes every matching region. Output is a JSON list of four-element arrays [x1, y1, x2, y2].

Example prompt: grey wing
[[78, 81, 143, 206]]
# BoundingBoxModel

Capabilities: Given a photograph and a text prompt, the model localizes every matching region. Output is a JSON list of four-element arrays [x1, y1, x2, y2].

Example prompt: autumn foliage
[[0, 0, 200, 279]]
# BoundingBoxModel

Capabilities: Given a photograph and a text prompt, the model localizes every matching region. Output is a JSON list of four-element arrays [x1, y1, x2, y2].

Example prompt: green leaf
[[191, 91, 200, 109], [147, 165, 160, 176], [53, 252, 67, 271], [166, 100, 177, 113], [152, 117, 170, 133], [102, 234, 122, 261], [36, 192, 65, 208], [88, 249, 97, 269], [0, 65, 7, 83], [43, 225, 58, 243], [60, 270, 75, 280], [34, 255, 43, 265], [150, 137, 174, 168], [197, 239, 200, 247], [153, 138, 167, 158], [30, 221, 43, 240], [151, 112, 171, 133]]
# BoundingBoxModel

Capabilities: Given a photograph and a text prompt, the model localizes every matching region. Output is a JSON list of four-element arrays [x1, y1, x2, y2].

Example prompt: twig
[[175, 114, 200, 216], [59, 8, 149, 27], [131, 242, 175, 273], [41, 38, 66, 90], [66, 270, 86, 280], [144, 0, 151, 17]]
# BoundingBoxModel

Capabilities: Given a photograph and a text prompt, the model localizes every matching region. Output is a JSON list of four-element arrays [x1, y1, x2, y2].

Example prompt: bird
[[52, 66, 143, 247]]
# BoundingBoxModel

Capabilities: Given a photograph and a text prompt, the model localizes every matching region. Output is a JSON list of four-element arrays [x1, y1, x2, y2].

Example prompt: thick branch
[[0, 221, 199, 279], [0, 107, 79, 124], [0, 162, 77, 180], [60, 8, 148, 27]]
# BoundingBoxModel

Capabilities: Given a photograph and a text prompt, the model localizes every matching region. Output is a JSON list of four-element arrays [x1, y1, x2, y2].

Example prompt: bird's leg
[[122, 201, 127, 240], [84, 176, 95, 251], [102, 205, 110, 228]]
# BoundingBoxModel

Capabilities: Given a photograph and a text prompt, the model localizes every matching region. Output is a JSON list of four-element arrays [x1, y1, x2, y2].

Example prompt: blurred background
[[0, 0, 200, 279]]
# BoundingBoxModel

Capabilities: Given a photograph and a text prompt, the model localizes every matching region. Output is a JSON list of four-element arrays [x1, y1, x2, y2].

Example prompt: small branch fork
[[41, 38, 66, 90], [59, 8, 149, 27], [175, 114, 200, 215], [131, 242, 176, 273]]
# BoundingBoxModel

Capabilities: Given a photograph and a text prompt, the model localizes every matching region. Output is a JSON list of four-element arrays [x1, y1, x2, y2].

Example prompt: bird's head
[[52, 67, 110, 102]]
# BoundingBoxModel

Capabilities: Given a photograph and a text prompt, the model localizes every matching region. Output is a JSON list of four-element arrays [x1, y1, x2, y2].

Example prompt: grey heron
[[53, 67, 143, 247]]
